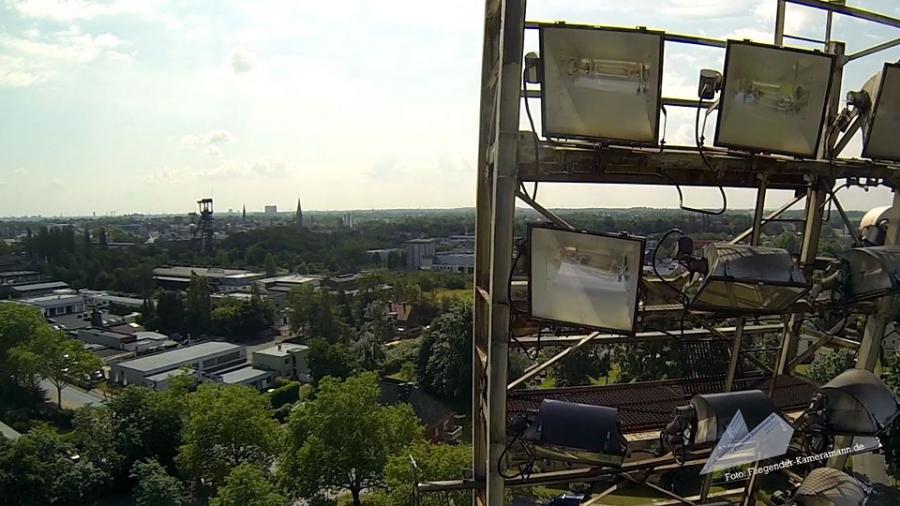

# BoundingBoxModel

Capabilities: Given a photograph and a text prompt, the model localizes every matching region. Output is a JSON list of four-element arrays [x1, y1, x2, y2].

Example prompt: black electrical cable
[[522, 69, 539, 202], [497, 430, 534, 480], [671, 85, 728, 216]]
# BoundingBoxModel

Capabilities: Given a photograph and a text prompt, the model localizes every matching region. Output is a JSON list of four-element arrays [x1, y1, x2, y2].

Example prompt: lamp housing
[[838, 246, 900, 302], [685, 243, 809, 314], [714, 41, 835, 157], [860, 63, 900, 161], [523, 399, 628, 467], [539, 24, 664, 145], [528, 224, 644, 332]]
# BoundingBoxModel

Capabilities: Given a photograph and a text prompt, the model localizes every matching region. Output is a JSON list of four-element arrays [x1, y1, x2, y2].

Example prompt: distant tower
[[295, 197, 304, 228], [242, 204, 246, 221], [194, 198, 214, 254]]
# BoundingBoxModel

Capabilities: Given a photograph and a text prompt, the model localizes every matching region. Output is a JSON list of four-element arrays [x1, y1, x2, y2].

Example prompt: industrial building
[[426, 253, 475, 274], [110, 341, 245, 387], [405, 238, 436, 270], [11, 281, 70, 298], [251, 343, 310, 381], [79, 290, 144, 310], [0, 270, 45, 286], [153, 266, 265, 292]]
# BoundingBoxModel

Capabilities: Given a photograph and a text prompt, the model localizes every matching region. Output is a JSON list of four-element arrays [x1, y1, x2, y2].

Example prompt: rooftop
[[258, 274, 320, 285], [21, 293, 83, 306], [146, 368, 196, 383], [216, 366, 273, 384], [254, 343, 309, 357], [12, 281, 69, 292], [115, 341, 242, 373], [153, 266, 262, 280]]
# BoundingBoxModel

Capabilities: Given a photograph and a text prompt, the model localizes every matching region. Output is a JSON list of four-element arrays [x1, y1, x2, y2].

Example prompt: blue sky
[[0, 0, 899, 216]]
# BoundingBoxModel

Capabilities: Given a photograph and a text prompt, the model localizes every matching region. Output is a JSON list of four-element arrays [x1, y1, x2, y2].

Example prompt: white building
[[427, 253, 475, 274], [79, 290, 144, 309], [110, 341, 245, 387], [252, 343, 310, 381], [264, 205, 278, 215], [20, 293, 85, 317], [210, 366, 275, 390]]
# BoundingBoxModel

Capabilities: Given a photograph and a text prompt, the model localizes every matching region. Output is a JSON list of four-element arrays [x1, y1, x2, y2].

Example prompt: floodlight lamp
[[528, 224, 645, 332], [837, 246, 900, 302], [797, 368, 900, 437], [522, 399, 628, 467], [540, 25, 664, 144], [715, 41, 834, 157], [858, 206, 891, 246], [684, 243, 809, 314], [859, 63, 900, 161], [661, 390, 781, 459]]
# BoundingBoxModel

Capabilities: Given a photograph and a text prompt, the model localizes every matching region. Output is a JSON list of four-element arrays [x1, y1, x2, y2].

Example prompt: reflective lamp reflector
[[839, 246, 900, 302], [715, 41, 834, 157], [523, 399, 628, 467], [528, 225, 644, 332], [686, 243, 808, 314], [818, 368, 900, 435], [861, 63, 900, 161], [540, 25, 664, 145]]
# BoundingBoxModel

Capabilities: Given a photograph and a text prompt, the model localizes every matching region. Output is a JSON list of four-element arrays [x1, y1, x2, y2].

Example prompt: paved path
[[39, 379, 104, 409]]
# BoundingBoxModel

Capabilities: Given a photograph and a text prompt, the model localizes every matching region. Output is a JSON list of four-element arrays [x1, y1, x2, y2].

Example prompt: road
[[39, 379, 104, 409]]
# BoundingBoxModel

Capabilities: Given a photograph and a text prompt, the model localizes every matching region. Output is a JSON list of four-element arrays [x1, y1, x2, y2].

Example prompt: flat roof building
[[211, 366, 275, 390], [110, 341, 245, 387], [19, 293, 85, 317], [252, 343, 310, 382], [153, 266, 265, 292], [11, 281, 70, 298]]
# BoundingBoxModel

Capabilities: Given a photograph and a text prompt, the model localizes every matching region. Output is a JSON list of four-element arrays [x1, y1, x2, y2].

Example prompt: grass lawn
[[433, 288, 474, 303]]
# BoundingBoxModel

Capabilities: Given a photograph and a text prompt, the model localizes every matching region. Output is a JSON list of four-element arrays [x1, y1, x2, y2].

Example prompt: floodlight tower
[[195, 198, 214, 254]]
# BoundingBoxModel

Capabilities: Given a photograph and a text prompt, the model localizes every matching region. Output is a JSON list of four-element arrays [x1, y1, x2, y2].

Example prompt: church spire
[[295, 197, 304, 228], [242, 204, 246, 221]]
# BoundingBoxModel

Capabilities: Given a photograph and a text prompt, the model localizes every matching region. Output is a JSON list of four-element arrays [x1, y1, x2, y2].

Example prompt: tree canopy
[[280, 372, 420, 506]]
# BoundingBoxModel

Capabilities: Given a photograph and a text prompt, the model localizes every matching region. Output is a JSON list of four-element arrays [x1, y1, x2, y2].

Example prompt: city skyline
[[2, 0, 900, 215]]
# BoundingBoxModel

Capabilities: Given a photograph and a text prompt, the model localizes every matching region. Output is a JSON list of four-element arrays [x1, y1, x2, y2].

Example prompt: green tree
[[808, 348, 856, 385], [264, 253, 278, 277], [307, 338, 355, 382], [287, 285, 346, 343], [177, 384, 281, 487], [185, 273, 211, 335], [416, 303, 472, 401], [131, 459, 186, 506], [281, 373, 421, 506], [82, 227, 92, 257], [0, 426, 106, 506], [0, 305, 46, 383], [11, 329, 102, 409], [554, 347, 608, 387], [140, 297, 157, 327], [99, 227, 109, 250], [72, 406, 123, 479], [210, 464, 285, 506], [155, 291, 185, 334], [107, 385, 188, 471], [370, 442, 470, 506]]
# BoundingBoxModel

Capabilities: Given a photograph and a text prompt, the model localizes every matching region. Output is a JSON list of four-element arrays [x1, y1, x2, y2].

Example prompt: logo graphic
[[700, 410, 794, 475]]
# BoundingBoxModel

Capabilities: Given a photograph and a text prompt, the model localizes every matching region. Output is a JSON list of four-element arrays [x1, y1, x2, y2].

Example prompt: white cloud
[[0, 27, 131, 66], [145, 157, 290, 183], [47, 179, 63, 189], [0, 55, 46, 87], [663, 0, 763, 19], [202, 145, 222, 158], [8, 0, 167, 23], [226, 46, 258, 74], [181, 129, 234, 146]]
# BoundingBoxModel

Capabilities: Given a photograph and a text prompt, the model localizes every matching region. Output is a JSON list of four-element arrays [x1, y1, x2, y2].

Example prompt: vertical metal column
[[775, 0, 786, 46], [830, 190, 900, 472], [472, 1, 526, 504]]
